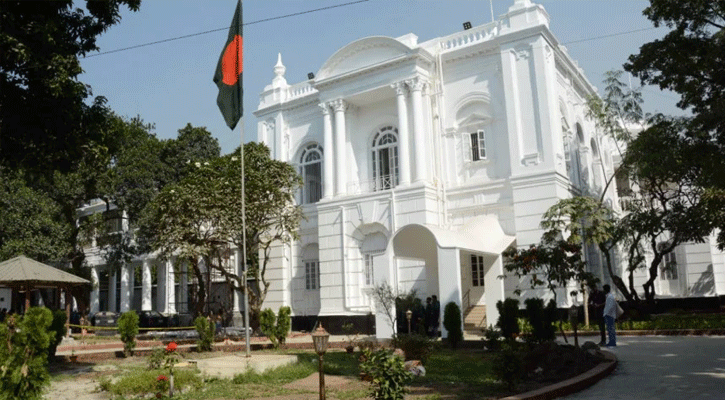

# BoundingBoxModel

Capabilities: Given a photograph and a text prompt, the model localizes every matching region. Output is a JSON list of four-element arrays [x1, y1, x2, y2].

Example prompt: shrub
[[147, 346, 166, 369], [0, 307, 53, 400], [359, 348, 412, 400], [523, 298, 557, 343], [117, 311, 139, 357], [442, 302, 463, 349], [391, 334, 438, 364], [194, 316, 215, 352], [101, 368, 202, 397], [276, 306, 291, 345], [259, 308, 278, 347], [482, 326, 502, 351], [48, 309, 67, 358], [492, 342, 524, 391], [496, 298, 520, 341]]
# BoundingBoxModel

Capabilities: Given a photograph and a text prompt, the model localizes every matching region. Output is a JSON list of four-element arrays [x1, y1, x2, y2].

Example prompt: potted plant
[[342, 322, 358, 354]]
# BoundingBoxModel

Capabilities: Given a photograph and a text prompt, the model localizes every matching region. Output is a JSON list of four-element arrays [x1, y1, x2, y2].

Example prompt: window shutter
[[478, 129, 486, 159], [462, 132, 472, 163]]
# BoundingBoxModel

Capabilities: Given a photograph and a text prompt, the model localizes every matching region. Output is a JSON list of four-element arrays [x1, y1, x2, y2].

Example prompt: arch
[[317, 36, 415, 81], [575, 123, 585, 144], [590, 138, 600, 160]]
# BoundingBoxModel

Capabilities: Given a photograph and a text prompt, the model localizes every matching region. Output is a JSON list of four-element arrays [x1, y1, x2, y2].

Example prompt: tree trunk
[[600, 244, 637, 305], [643, 254, 663, 304]]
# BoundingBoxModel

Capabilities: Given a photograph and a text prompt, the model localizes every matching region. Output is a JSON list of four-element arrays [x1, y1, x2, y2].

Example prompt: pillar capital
[[405, 76, 429, 92], [391, 81, 408, 96], [330, 98, 348, 113], [318, 102, 331, 115]]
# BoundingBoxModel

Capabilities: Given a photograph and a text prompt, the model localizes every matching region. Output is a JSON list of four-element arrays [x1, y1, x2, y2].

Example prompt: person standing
[[424, 297, 433, 337], [431, 295, 441, 338], [602, 284, 617, 347], [589, 286, 607, 346]]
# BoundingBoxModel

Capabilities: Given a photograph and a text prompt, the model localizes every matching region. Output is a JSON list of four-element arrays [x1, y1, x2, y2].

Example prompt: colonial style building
[[253, 0, 627, 338]]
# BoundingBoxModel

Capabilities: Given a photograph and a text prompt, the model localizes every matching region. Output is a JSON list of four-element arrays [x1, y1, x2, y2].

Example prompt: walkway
[[563, 335, 725, 399]]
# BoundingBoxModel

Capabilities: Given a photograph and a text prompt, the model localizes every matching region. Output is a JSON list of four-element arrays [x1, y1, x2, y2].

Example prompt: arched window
[[361, 232, 387, 286], [371, 126, 399, 191], [299, 144, 323, 204]]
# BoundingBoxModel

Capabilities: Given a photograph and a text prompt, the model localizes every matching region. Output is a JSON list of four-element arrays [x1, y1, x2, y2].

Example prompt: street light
[[312, 322, 330, 400], [406, 309, 413, 334]]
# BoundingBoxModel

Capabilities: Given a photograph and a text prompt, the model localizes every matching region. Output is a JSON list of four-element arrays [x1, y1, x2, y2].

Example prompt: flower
[[166, 342, 177, 352], [157, 375, 168, 382]]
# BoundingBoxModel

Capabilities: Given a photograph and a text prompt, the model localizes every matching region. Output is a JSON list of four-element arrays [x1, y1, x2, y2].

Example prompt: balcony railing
[[347, 174, 397, 195]]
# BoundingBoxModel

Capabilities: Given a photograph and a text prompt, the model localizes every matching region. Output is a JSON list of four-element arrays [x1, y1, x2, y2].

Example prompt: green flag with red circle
[[214, 0, 243, 130]]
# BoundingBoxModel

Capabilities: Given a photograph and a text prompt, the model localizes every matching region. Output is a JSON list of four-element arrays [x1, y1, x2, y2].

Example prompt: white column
[[233, 249, 242, 313], [392, 82, 411, 186], [129, 264, 135, 310], [320, 103, 334, 198], [331, 99, 348, 196], [142, 259, 152, 311], [437, 247, 462, 339], [408, 77, 428, 183], [90, 266, 99, 314], [157, 261, 167, 312], [180, 261, 188, 313], [166, 259, 176, 314], [484, 255, 506, 328], [109, 269, 117, 312], [120, 265, 130, 312]]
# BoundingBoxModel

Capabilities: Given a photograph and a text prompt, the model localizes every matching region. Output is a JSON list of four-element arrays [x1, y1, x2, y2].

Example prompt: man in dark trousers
[[431, 295, 441, 337], [588, 285, 606, 346], [424, 297, 433, 336]]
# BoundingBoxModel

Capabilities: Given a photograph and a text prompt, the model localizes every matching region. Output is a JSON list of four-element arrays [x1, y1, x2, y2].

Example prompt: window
[[371, 126, 399, 191], [305, 260, 320, 290], [299, 144, 323, 204], [470, 130, 486, 161], [471, 254, 484, 287], [661, 252, 678, 280], [363, 254, 374, 286]]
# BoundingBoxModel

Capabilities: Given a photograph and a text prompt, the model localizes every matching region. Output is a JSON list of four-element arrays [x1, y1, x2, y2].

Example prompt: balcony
[[347, 175, 397, 195]]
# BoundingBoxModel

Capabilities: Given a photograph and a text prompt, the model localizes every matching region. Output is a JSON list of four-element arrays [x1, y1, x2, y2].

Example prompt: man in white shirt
[[602, 284, 617, 347]]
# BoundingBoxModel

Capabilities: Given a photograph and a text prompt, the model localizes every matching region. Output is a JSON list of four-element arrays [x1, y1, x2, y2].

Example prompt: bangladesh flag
[[214, 0, 243, 130]]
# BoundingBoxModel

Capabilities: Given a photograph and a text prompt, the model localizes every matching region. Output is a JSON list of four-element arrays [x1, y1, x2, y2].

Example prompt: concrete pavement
[[563, 335, 725, 399]]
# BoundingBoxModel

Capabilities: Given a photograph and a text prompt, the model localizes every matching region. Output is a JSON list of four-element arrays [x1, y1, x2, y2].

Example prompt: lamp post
[[406, 309, 413, 334], [312, 322, 330, 400]]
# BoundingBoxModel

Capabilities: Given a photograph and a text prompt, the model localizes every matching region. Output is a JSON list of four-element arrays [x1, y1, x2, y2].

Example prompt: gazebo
[[0, 255, 90, 329]]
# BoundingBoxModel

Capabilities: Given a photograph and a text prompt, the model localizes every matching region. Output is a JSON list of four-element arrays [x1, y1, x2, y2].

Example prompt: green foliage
[[442, 302, 463, 349], [231, 361, 316, 385], [259, 308, 278, 348], [523, 298, 557, 343], [147, 347, 167, 369], [359, 349, 412, 400], [0, 307, 53, 400], [117, 311, 139, 356], [101, 368, 201, 397], [482, 326, 502, 351], [194, 316, 215, 352], [496, 298, 520, 341], [276, 306, 291, 345], [47, 310, 68, 358], [391, 334, 439, 364], [492, 342, 524, 391]]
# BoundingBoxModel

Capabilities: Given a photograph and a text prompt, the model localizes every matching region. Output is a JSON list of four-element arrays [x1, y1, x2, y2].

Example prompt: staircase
[[464, 305, 487, 332]]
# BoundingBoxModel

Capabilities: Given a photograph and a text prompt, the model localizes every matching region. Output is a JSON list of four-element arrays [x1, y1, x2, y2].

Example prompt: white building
[[253, 0, 627, 338]]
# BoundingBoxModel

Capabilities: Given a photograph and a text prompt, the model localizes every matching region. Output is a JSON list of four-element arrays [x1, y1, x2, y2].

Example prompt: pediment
[[316, 36, 415, 81]]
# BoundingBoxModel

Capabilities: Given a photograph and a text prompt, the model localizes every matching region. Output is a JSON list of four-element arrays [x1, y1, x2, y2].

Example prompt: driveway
[[563, 335, 725, 399]]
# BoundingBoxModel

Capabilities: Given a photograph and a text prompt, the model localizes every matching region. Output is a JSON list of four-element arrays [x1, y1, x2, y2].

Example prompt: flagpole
[[240, 120, 250, 358]]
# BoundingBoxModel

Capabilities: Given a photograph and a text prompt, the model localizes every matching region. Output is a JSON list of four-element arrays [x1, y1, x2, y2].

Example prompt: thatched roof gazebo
[[0, 255, 89, 325]]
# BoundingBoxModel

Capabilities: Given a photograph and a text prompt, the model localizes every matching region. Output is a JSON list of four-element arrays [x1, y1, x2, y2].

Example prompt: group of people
[[424, 295, 441, 338], [588, 284, 619, 347]]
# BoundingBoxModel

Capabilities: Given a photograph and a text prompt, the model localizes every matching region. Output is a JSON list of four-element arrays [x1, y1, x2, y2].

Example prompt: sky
[[79, 0, 683, 155]]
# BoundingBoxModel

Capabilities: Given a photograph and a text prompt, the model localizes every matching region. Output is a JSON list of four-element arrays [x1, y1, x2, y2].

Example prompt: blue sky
[[80, 0, 681, 155]]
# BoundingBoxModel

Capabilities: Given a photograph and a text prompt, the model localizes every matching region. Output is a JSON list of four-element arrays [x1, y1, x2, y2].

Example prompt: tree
[[161, 124, 222, 185], [0, 0, 141, 175], [138, 142, 302, 322], [625, 0, 725, 248]]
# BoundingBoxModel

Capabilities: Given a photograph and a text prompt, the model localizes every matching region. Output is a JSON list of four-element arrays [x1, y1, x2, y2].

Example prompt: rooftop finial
[[274, 53, 286, 78]]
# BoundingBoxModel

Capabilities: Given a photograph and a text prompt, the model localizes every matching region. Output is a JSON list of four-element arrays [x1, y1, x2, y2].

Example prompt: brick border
[[499, 351, 617, 400]]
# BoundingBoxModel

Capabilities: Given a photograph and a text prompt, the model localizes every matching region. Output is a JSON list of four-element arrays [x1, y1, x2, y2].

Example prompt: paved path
[[563, 335, 725, 399]]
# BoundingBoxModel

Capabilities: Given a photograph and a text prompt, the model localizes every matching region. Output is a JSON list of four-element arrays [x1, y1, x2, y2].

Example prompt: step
[[464, 305, 487, 329]]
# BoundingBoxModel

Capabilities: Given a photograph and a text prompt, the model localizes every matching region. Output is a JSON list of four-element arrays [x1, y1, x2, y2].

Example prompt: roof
[[0, 255, 90, 287]]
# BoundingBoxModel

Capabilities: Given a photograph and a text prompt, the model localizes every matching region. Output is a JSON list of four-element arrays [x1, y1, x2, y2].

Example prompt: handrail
[[462, 288, 471, 312]]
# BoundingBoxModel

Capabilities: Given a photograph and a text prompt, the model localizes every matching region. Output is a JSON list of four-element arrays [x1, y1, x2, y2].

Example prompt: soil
[[44, 341, 607, 400]]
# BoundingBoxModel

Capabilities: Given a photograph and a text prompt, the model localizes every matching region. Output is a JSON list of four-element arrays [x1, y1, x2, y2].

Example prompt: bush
[[496, 298, 520, 341], [442, 302, 463, 349], [117, 311, 139, 357], [0, 307, 53, 400], [391, 334, 438, 364], [523, 298, 557, 343], [359, 348, 412, 400], [482, 326, 502, 351], [147, 346, 166, 369], [194, 316, 215, 352], [48, 309, 67, 358], [276, 306, 291, 345], [492, 342, 524, 391], [102, 368, 202, 397], [259, 308, 278, 347]]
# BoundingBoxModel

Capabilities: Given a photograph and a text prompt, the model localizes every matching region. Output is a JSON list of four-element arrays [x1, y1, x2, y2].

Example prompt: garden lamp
[[406, 309, 413, 333], [312, 322, 330, 400]]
